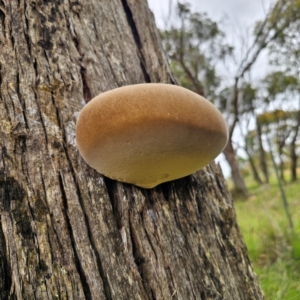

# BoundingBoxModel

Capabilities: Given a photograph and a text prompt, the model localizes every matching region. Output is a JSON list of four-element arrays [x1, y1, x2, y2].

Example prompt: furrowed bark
[[0, 0, 262, 299]]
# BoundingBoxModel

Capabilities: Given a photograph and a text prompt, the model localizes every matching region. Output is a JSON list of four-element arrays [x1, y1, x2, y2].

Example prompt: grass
[[232, 176, 300, 300]]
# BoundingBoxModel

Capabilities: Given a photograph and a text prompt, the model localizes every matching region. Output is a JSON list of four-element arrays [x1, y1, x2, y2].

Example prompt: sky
[[148, 0, 274, 74], [148, 0, 273, 28], [148, 0, 275, 177], [202, 0, 270, 22]]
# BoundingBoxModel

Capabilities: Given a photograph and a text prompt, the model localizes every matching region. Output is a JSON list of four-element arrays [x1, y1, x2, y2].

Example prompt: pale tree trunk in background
[[0, 0, 262, 299], [244, 149, 263, 185], [278, 143, 286, 183], [291, 133, 299, 181], [256, 119, 269, 183], [290, 110, 300, 181], [223, 141, 249, 198]]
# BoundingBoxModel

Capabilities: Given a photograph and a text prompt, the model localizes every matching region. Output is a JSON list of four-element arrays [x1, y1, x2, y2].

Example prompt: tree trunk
[[244, 148, 263, 185], [223, 141, 249, 198], [256, 118, 269, 183], [290, 110, 300, 182], [290, 136, 299, 181], [278, 145, 286, 183], [0, 0, 262, 299]]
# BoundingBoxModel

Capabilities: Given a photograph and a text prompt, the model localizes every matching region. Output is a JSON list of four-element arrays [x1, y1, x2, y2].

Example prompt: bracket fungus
[[76, 84, 228, 188]]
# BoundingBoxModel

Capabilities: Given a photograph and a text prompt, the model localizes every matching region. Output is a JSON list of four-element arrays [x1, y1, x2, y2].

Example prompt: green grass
[[233, 178, 300, 300]]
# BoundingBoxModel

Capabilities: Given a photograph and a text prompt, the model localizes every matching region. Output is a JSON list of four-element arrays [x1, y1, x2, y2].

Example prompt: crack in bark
[[63, 177, 113, 300], [23, 2, 31, 58], [59, 127, 112, 299], [69, 175, 113, 300], [33, 58, 38, 79], [32, 89, 48, 146], [0, 5, 5, 31], [0, 62, 2, 91], [121, 0, 151, 83], [45, 217, 61, 296], [143, 217, 157, 261], [129, 219, 144, 278], [58, 173, 93, 300], [0, 219, 12, 300], [2, 101, 12, 125], [80, 66, 92, 102], [128, 211, 157, 299], [150, 289, 157, 300], [104, 177, 122, 229], [16, 72, 29, 130], [10, 27, 15, 51], [71, 33, 92, 102], [50, 90, 62, 129], [160, 182, 170, 201]]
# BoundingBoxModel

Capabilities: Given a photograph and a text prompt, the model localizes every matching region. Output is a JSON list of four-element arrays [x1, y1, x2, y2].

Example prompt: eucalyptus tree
[[160, 0, 298, 197], [265, 0, 300, 180], [267, 0, 300, 76], [260, 71, 300, 181], [258, 110, 295, 182], [159, 2, 252, 196], [244, 130, 264, 184], [234, 83, 264, 185], [223, 0, 300, 191], [160, 2, 232, 99]]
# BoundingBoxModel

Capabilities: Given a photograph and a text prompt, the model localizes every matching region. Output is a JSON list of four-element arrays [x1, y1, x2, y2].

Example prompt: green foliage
[[257, 109, 297, 126], [267, 0, 300, 72], [234, 175, 300, 299], [268, 0, 300, 30], [243, 83, 256, 104], [262, 71, 299, 101], [160, 0, 300, 196], [160, 2, 233, 99], [217, 81, 257, 114], [216, 86, 230, 111], [240, 82, 257, 113]]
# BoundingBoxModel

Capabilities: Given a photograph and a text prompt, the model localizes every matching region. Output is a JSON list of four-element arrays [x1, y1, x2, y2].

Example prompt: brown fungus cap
[[76, 83, 228, 188]]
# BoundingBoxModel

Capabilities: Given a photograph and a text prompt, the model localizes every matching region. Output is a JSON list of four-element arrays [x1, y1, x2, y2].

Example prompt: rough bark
[[0, 0, 262, 299], [223, 141, 249, 198]]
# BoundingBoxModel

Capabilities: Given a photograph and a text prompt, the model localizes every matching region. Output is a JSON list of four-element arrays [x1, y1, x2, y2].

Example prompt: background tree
[[265, 0, 300, 181], [160, 2, 233, 98], [160, 2, 250, 197], [259, 71, 300, 181], [218, 0, 300, 194], [0, 0, 263, 299], [290, 108, 300, 181], [256, 116, 270, 183], [160, 0, 299, 197], [233, 82, 267, 185], [258, 109, 300, 182], [244, 130, 264, 185], [267, 0, 300, 78]]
